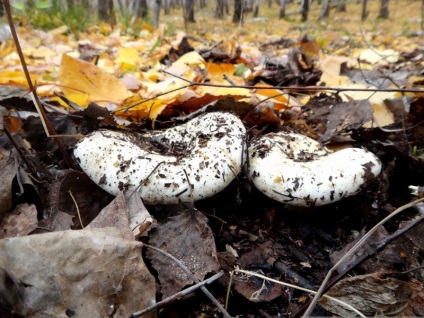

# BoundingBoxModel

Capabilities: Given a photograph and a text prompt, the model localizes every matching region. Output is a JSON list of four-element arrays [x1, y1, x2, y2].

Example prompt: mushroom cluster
[[74, 112, 246, 204], [74, 112, 382, 206]]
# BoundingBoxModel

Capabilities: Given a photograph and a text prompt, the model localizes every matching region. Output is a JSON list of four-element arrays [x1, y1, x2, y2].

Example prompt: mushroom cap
[[74, 112, 246, 204], [249, 132, 382, 206]]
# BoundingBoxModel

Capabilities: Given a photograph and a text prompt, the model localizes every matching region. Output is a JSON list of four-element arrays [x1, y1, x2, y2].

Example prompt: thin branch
[[3, 0, 74, 168], [233, 267, 366, 318], [68, 190, 84, 229], [302, 197, 424, 317], [131, 271, 224, 317], [114, 77, 424, 114]]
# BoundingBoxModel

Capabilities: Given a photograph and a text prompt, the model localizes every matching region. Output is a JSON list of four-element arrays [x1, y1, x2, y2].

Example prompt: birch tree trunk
[[233, 0, 244, 24], [319, 0, 330, 19], [301, 0, 309, 21], [215, 0, 225, 18], [253, 0, 260, 17], [184, 0, 195, 22], [279, 0, 286, 18], [361, 0, 368, 20], [99, 0, 114, 22], [153, 0, 161, 28], [379, 0, 389, 19]]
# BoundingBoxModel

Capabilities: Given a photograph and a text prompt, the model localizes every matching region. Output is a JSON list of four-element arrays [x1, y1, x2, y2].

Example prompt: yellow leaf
[[196, 85, 249, 97], [60, 54, 129, 107], [0, 70, 40, 87], [117, 94, 168, 121], [172, 51, 205, 69], [116, 47, 140, 71]]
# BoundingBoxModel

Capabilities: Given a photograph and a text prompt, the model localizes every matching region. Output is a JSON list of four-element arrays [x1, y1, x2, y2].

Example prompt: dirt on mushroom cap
[[249, 132, 382, 207], [74, 112, 246, 204]]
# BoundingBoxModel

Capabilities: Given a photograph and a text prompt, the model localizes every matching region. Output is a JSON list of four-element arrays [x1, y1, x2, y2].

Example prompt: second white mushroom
[[248, 132, 382, 206]]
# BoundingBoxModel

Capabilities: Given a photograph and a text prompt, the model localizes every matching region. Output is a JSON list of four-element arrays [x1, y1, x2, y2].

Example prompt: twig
[[68, 190, 84, 229], [143, 243, 232, 318], [225, 270, 234, 310], [131, 271, 224, 317], [302, 197, 424, 317], [113, 70, 424, 114], [3, 0, 74, 168], [233, 267, 366, 318]]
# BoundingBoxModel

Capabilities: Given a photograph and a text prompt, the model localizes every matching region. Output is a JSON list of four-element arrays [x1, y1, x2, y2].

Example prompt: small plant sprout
[[248, 132, 382, 206]]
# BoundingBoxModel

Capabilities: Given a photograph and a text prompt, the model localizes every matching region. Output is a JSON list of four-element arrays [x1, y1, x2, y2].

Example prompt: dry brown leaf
[[0, 148, 18, 218], [0, 227, 156, 318], [0, 204, 38, 238], [48, 170, 114, 229], [319, 99, 373, 142], [88, 191, 154, 238], [147, 210, 219, 298], [319, 273, 411, 317]]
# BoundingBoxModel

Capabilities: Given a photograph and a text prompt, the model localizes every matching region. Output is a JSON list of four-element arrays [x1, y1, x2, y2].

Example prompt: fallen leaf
[[60, 53, 129, 107], [48, 170, 114, 229], [0, 148, 18, 218], [319, 273, 411, 317], [147, 210, 219, 298], [0, 227, 156, 318], [319, 99, 373, 142], [0, 204, 38, 238], [88, 191, 154, 238]]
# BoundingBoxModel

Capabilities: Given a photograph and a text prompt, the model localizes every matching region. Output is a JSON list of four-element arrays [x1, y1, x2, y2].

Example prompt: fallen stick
[[131, 271, 224, 317]]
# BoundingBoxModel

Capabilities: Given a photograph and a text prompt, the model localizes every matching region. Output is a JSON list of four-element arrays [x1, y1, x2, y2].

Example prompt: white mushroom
[[248, 132, 382, 206], [74, 112, 246, 204]]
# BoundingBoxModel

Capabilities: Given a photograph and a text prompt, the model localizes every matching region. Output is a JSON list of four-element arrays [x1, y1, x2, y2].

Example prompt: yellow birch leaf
[[117, 94, 168, 120], [116, 47, 140, 71], [172, 51, 205, 69], [0, 70, 40, 87], [196, 85, 249, 98], [60, 54, 128, 107]]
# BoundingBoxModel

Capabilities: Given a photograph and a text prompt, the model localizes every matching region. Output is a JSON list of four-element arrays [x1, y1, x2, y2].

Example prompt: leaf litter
[[0, 2, 424, 317]]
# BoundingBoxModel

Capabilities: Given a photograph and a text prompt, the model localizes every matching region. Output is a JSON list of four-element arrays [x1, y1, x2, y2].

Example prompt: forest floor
[[1, 1, 424, 317]]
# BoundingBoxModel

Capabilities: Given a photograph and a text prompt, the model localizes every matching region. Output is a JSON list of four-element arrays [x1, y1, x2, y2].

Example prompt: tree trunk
[[318, 0, 330, 19], [279, 0, 286, 18], [336, 0, 346, 12], [163, 0, 171, 15], [99, 0, 115, 23], [233, 0, 244, 24], [361, 0, 368, 20], [300, 0, 308, 21], [379, 0, 389, 19], [199, 0, 206, 8], [184, 0, 195, 22], [136, 0, 149, 18], [153, 0, 161, 28], [253, 0, 260, 17], [245, 0, 253, 12], [215, 0, 225, 17]]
